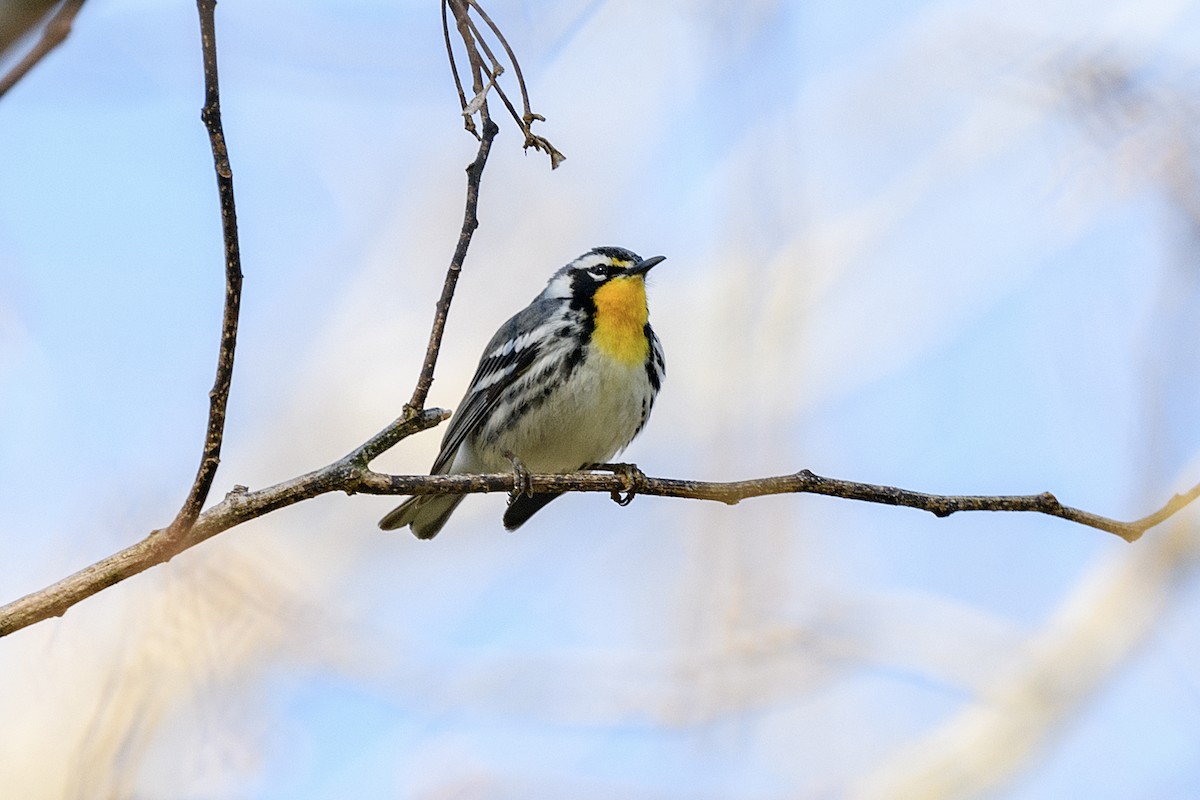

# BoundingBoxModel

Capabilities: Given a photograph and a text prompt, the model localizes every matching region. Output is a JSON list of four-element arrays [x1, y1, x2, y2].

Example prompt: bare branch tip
[[1174, 482, 1200, 507]]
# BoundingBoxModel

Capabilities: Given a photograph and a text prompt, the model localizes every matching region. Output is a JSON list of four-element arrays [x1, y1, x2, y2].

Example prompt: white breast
[[471, 341, 655, 474]]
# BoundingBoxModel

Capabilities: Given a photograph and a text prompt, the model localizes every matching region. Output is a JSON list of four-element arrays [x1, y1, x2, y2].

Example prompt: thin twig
[[462, 64, 502, 118], [466, 0, 532, 121], [465, 0, 563, 168], [0, 0, 86, 100], [444, 0, 564, 167], [405, 0, 498, 415], [166, 0, 244, 539], [462, 12, 504, 80], [441, 0, 476, 137], [404, 113, 500, 413], [449, 0, 485, 94]]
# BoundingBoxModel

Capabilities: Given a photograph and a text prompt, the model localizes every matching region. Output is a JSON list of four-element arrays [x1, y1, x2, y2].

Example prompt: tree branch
[[0, 0, 86, 100], [350, 467, 1200, 544], [4, 458, 1193, 638], [0, 410, 448, 639], [166, 0, 244, 539]]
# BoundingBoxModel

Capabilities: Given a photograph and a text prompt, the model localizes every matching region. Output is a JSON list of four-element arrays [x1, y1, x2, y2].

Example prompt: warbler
[[379, 246, 666, 538]]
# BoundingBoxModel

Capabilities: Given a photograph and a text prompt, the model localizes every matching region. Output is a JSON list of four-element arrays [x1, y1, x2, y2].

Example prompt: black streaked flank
[[563, 344, 585, 373], [644, 323, 662, 392]]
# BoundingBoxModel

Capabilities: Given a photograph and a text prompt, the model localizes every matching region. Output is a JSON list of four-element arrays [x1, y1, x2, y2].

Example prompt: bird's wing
[[428, 299, 556, 474]]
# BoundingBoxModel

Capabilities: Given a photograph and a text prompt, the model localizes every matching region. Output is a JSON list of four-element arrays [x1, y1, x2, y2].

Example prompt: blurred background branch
[[0, 0, 84, 98], [855, 48, 1200, 799], [853, 512, 1200, 800]]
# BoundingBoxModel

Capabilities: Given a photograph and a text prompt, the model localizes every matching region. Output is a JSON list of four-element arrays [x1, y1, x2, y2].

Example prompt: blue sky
[[2, 0, 1200, 797]]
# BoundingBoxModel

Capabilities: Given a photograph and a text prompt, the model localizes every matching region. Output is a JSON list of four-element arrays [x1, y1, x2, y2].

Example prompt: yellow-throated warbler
[[379, 246, 666, 538]]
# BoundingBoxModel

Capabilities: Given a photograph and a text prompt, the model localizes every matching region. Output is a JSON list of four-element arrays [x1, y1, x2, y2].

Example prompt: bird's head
[[544, 246, 666, 305]]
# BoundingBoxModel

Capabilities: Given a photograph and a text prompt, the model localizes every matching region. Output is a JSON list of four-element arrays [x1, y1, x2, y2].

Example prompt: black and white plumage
[[380, 246, 666, 538]]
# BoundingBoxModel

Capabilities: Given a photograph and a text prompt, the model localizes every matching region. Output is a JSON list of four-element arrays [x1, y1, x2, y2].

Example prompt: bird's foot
[[585, 462, 645, 507], [502, 450, 534, 501]]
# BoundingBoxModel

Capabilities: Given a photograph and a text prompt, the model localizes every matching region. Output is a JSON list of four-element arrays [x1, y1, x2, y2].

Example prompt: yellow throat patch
[[591, 275, 650, 365]]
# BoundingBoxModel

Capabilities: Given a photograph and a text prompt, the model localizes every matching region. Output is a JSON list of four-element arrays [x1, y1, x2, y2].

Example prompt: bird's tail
[[502, 492, 564, 531], [378, 494, 466, 539]]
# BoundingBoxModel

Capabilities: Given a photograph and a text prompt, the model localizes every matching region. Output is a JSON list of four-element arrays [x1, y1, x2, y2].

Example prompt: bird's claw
[[503, 450, 534, 500], [586, 462, 645, 507]]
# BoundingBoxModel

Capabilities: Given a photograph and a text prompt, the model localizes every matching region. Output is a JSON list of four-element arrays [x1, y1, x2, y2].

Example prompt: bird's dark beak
[[628, 255, 665, 276]]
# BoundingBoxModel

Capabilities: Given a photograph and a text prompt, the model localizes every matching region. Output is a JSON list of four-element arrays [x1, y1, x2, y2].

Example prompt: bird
[[379, 246, 666, 539]]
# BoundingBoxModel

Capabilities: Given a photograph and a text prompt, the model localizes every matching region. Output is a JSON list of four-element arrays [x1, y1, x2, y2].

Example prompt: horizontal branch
[[3, 437, 1195, 639], [353, 467, 1200, 544]]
